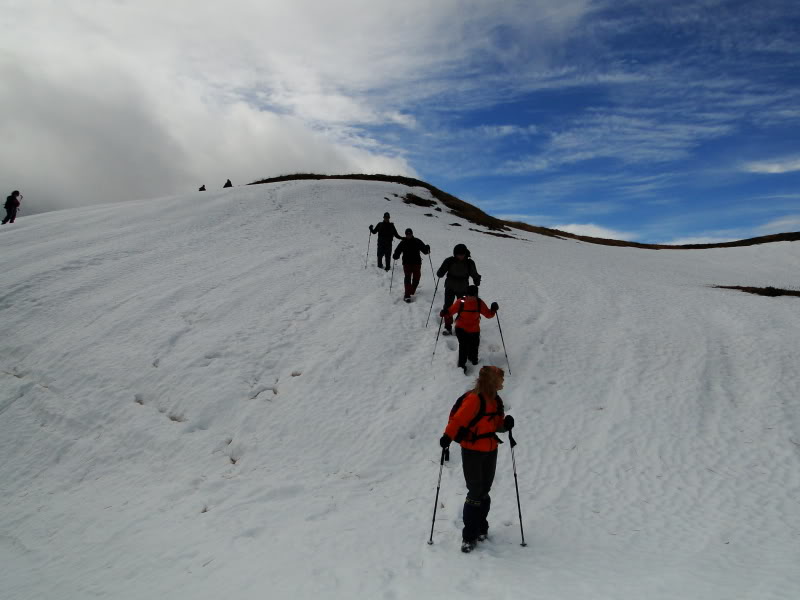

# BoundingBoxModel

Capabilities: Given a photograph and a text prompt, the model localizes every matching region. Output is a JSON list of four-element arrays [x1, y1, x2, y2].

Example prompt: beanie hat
[[405, 228, 413, 235], [453, 243, 468, 256], [383, 212, 390, 218], [466, 285, 479, 296]]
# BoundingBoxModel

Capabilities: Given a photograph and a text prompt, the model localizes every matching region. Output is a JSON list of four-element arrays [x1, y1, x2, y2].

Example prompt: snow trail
[[1, 180, 799, 599]]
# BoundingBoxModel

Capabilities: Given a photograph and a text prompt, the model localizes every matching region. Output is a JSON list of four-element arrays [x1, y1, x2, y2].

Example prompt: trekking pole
[[425, 277, 441, 328], [427, 253, 436, 282], [364, 232, 372, 269], [495, 311, 512, 375], [389, 260, 397, 293], [508, 430, 527, 546], [427, 447, 447, 545], [431, 316, 443, 364]]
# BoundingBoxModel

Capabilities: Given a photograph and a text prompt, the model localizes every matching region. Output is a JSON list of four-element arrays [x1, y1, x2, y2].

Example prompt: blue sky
[[3, 0, 799, 243]]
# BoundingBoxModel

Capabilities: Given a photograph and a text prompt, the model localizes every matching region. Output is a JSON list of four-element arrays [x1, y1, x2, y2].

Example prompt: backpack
[[456, 297, 482, 321], [449, 392, 503, 444]]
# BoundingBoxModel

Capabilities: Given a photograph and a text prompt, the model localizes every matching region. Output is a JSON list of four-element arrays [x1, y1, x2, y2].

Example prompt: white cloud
[[742, 158, 800, 174], [0, 0, 592, 212], [502, 108, 736, 174], [662, 236, 738, 245], [553, 223, 638, 240], [495, 213, 552, 224], [756, 215, 800, 234]]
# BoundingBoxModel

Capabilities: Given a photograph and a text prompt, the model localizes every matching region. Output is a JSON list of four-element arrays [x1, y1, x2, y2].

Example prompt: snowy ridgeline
[[1, 180, 799, 600]]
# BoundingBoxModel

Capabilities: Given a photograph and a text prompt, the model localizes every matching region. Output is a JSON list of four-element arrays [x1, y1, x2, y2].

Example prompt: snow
[[1, 179, 799, 599]]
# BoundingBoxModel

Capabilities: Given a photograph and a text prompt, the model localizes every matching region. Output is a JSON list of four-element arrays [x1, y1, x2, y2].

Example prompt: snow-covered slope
[[1, 180, 798, 600]]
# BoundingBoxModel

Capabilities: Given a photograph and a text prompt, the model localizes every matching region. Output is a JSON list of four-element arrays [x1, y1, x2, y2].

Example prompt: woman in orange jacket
[[439, 284, 498, 374], [440, 365, 515, 552]]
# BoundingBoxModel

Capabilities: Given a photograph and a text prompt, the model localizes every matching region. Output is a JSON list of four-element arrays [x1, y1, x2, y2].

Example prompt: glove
[[425, 244, 430, 253], [439, 434, 451, 449], [439, 309, 448, 318], [369, 225, 374, 233], [474, 275, 481, 286], [504, 415, 514, 430], [490, 302, 499, 312]]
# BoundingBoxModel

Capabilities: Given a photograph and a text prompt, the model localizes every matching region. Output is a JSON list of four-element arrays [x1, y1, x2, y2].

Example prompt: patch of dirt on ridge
[[713, 286, 800, 297]]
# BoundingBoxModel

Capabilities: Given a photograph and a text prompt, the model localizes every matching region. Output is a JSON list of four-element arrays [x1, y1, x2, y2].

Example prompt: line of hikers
[[368, 212, 518, 553], [368, 212, 499, 375]]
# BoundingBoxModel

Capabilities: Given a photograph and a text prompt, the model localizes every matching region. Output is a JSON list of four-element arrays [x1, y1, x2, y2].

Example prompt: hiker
[[198, 185, 206, 191], [392, 228, 430, 301], [223, 179, 232, 188], [3, 191, 21, 224], [440, 365, 514, 553], [440, 285, 497, 374], [369, 212, 402, 271], [436, 244, 481, 335]]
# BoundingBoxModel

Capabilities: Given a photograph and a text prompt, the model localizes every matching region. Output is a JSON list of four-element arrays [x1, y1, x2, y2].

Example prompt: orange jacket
[[445, 297, 495, 333], [444, 392, 505, 452]]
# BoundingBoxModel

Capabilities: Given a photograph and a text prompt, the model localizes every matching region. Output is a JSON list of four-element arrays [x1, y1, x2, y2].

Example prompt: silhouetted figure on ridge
[[3, 190, 21, 224]]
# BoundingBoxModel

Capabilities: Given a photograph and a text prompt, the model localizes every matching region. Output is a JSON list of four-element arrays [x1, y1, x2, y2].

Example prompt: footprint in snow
[[250, 385, 278, 399]]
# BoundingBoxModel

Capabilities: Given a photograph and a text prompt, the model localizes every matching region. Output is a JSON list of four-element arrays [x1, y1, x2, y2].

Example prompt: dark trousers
[[2, 208, 17, 224], [455, 328, 480, 368], [403, 264, 421, 297], [442, 288, 457, 328], [461, 447, 497, 542], [377, 244, 391, 270]]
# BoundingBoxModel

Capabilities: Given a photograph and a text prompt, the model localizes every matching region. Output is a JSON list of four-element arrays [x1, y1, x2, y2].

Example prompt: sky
[[2, 0, 799, 244]]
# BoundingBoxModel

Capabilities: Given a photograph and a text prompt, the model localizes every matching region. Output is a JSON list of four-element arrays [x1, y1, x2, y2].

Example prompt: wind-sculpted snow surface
[[1, 180, 799, 599]]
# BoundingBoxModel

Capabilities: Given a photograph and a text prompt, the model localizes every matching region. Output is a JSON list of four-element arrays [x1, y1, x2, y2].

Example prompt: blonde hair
[[471, 365, 504, 398]]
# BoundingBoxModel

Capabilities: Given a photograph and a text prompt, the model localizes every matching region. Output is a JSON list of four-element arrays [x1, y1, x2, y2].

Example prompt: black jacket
[[370, 221, 402, 245], [393, 237, 430, 265], [437, 256, 481, 292]]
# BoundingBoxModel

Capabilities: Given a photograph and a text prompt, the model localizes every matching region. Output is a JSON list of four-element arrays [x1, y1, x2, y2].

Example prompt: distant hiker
[[436, 244, 481, 335], [199, 185, 206, 191], [392, 228, 430, 301], [3, 190, 21, 224], [223, 179, 232, 188], [440, 285, 497, 373], [369, 212, 402, 271], [440, 365, 514, 553]]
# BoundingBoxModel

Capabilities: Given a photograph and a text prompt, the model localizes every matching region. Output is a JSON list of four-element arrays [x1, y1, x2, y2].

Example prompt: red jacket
[[444, 392, 505, 452], [445, 297, 495, 333]]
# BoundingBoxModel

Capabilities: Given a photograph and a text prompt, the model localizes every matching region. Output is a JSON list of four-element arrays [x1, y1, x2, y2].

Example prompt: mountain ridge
[[249, 173, 800, 249]]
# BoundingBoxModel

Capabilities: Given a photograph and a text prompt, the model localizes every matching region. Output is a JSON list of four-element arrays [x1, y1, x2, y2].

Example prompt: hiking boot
[[470, 358, 479, 365], [461, 365, 468, 375], [442, 326, 452, 336], [461, 540, 476, 553], [477, 533, 488, 542]]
